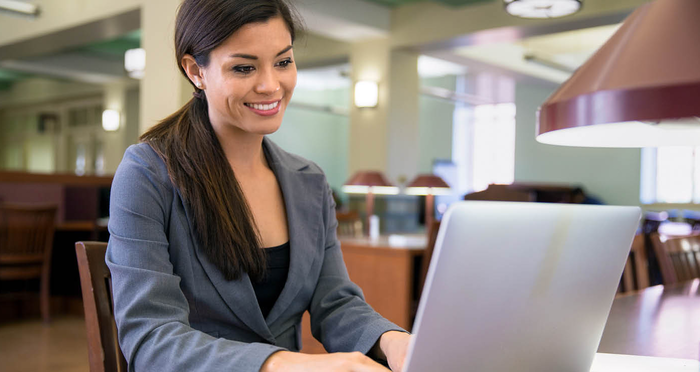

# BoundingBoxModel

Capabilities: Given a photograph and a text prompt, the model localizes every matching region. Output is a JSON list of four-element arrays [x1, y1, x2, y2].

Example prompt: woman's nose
[[254, 68, 280, 95]]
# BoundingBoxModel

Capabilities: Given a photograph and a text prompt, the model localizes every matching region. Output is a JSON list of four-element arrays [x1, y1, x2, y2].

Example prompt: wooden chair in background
[[336, 211, 363, 237], [75, 241, 127, 372], [650, 233, 700, 285], [0, 203, 57, 323], [619, 234, 650, 294], [418, 220, 442, 298]]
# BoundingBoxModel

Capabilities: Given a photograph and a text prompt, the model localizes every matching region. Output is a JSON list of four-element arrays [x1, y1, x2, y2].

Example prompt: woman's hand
[[379, 331, 412, 372], [261, 350, 391, 372]]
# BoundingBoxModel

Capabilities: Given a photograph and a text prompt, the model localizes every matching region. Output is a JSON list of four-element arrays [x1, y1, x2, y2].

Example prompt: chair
[[418, 220, 442, 297], [0, 203, 57, 324], [650, 233, 700, 285], [75, 241, 128, 372], [336, 211, 363, 237], [619, 233, 650, 294]]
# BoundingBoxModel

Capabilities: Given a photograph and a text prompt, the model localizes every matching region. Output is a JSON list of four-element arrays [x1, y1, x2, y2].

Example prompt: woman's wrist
[[379, 331, 408, 357], [261, 350, 295, 372]]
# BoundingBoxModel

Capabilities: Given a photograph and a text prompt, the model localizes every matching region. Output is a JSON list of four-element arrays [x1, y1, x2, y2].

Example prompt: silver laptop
[[404, 201, 641, 372]]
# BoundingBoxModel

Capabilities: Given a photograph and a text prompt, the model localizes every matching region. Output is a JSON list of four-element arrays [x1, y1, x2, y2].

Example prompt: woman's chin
[[250, 123, 282, 136]]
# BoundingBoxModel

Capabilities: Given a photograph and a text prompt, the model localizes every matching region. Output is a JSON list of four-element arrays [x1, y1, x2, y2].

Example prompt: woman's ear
[[181, 54, 205, 89]]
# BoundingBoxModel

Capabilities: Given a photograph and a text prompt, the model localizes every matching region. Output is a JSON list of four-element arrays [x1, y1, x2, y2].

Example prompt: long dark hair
[[140, 0, 300, 281]]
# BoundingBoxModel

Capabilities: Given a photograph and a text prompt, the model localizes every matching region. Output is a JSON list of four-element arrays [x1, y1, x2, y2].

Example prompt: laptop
[[404, 201, 641, 372]]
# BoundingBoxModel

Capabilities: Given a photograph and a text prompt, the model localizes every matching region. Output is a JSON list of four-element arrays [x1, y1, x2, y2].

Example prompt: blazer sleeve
[[106, 145, 284, 372], [308, 180, 407, 355]]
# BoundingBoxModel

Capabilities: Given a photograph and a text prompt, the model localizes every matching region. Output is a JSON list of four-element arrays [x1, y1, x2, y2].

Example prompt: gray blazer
[[106, 138, 404, 372]]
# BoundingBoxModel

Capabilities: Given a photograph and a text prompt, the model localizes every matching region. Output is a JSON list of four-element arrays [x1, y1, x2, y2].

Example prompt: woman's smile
[[244, 100, 282, 116]]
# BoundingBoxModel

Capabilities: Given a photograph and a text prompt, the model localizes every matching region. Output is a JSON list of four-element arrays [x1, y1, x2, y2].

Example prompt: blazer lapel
[[263, 138, 323, 326], [176, 189, 275, 343]]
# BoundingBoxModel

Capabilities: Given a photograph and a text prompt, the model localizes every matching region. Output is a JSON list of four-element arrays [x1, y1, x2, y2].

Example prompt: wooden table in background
[[301, 235, 426, 354], [598, 279, 700, 360]]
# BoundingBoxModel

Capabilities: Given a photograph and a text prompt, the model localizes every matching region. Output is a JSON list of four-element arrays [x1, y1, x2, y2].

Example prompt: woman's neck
[[212, 122, 268, 177]]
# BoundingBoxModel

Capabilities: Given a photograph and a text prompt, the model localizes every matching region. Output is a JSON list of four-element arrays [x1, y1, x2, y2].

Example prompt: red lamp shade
[[342, 171, 399, 195], [537, 0, 700, 148], [406, 174, 451, 229], [405, 174, 451, 195]]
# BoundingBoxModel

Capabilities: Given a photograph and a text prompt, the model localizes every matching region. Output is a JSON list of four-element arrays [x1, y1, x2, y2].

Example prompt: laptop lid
[[404, 201, 641, 372]]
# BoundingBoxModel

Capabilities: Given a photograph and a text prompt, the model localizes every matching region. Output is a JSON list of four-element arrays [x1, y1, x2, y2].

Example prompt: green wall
[[418, 76, 457, 173], [270, 78, 460, 192], [269, 87, 350, 192], [513, 82, 642, 206]]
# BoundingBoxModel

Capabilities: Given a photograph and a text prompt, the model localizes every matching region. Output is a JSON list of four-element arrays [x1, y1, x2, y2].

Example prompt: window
[[451, 102, 517, 196], [641, 147, 700, 204]]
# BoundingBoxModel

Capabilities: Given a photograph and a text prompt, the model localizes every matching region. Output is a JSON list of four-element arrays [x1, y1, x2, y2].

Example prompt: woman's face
[[199, 17, 297, 137]]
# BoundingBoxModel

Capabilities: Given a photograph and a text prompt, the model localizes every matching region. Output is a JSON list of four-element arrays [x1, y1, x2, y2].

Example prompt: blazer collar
[[179, 191, 275, 342], [183, 137, 323, 341], [262, 136, 312, 172], [262, 137, 323, 326]]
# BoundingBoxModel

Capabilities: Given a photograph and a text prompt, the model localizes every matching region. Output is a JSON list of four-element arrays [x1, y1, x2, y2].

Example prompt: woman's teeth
[[245, 101, 279, 111]]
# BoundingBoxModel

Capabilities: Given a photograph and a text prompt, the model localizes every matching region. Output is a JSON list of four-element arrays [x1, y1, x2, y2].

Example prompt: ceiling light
[[504, 0, 581, 19], [354, 81, 378, 108], [124, 48, 145, 79], [0, 0, 40, 17], [102, 110, 121, 131]]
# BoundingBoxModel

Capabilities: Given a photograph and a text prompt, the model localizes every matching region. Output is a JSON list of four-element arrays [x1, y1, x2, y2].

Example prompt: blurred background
[[2, 0, 700, 370]]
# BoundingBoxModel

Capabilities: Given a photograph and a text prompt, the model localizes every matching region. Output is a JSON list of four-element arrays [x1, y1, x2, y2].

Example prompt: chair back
[[75, 241, 127, 372], [418, 220, 442, 297], [650, 233, 700, 285], [0, 204, 56, 278], [619, 233, 649, 293], [336, 211, 363, 237]]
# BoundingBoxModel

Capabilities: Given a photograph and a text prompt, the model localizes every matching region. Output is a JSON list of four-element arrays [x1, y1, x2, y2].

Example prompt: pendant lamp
[[342, 171, 399, 236], [537, 0, 700, 148], [406, 174, 451, 231]]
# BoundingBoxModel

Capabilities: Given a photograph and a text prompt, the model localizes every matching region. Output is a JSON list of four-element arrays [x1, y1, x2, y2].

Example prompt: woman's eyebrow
[[229, 45, 293, 60]]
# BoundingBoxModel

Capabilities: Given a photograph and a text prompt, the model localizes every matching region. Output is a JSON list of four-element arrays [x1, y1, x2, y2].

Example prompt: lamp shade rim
[[343, 171, 395, 188], [406, 174, 451, 189], [536, 120, 700, 148], [538, 80, 700, 136]]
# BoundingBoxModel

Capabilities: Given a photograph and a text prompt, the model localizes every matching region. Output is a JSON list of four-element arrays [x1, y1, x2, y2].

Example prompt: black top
[[252, 241, 290, 318]]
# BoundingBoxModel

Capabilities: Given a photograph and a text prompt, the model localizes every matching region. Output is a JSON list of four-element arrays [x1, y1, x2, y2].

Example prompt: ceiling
[[0, 0, 621, 91], [0, 29, 140, 89], [449, 24, 621, 84], [0, 23, 619, 90]]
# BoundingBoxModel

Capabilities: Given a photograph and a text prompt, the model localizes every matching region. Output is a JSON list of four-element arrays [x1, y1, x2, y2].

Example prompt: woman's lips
[[244, 100, 281, 116]]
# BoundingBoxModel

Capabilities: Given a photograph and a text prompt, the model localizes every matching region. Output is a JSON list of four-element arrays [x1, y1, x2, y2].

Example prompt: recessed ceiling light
[[504, 0, 581, 19], [0, 0, 40, 17]]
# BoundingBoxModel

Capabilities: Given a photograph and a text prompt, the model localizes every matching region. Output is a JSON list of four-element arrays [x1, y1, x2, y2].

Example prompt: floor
[[0, 316, 89, 372]]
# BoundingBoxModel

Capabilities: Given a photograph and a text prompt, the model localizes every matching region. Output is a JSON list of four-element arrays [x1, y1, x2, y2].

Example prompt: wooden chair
[[619, 233, 650, 293], [336, 211, 363, 237], [418, 220, 442, 298], [75, 241, 128, 372], [0, 203, 57, 323], [650, 233, 700, 285]]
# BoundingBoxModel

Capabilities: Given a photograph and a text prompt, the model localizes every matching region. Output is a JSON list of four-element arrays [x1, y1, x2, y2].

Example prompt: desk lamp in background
[[342, 171, 399, 238], [537, 0, 700, 148], [405, 174, 451, 231]]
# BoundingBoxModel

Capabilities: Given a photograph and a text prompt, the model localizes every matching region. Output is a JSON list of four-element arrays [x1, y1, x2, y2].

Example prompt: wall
[[0, 78, 103, 108], [269, 87, 350, 192], [513, 82, 642, 206], [0, 77, 139, 174], [418, 76, 457, 174], [271, 76, 460, 191]]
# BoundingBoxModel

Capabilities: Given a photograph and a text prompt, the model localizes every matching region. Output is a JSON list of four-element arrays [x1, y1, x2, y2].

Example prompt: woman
[[106, 0, 412, 371]]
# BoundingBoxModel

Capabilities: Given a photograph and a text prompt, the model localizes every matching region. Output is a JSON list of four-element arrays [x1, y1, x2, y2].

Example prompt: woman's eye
[[233, 65, 255, 74], [277, 59, 294, 68]]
